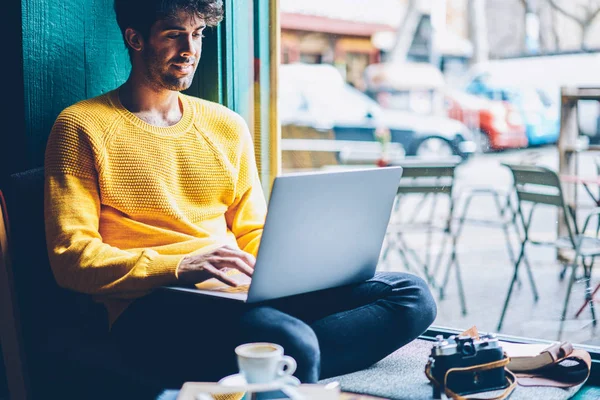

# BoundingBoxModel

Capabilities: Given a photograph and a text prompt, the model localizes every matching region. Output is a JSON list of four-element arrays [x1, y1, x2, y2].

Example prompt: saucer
[[219, 373, 301, 387]]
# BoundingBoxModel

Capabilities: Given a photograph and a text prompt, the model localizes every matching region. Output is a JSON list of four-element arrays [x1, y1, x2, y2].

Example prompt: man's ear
[[124, 28, 144, 52]]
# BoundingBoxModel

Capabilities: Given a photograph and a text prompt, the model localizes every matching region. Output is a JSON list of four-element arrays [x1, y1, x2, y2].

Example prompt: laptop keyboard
[[195, 269, 251, 293], [215, 284, 250, 293]]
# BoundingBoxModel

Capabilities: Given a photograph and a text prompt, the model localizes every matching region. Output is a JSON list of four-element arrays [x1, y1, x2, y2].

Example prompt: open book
[[500, 340, 592, 388], [500, 341, 571, 372]]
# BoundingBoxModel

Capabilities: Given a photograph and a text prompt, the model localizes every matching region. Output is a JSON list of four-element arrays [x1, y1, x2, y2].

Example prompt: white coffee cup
[[235, 342, 297, 384]]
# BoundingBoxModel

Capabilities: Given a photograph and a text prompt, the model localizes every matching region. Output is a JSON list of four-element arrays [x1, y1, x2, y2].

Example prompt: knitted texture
[[44, 90, 267, 325]]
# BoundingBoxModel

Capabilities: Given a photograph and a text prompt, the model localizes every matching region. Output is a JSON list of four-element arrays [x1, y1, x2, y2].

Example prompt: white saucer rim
[[219, 373, 301, 388]]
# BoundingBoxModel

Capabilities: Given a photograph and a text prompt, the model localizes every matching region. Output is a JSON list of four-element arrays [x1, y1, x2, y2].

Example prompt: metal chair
[[381, 157, 467, 315], [453, 184, 539, 301], [497, 163, 600, 337], [572, 156, 600, 320]]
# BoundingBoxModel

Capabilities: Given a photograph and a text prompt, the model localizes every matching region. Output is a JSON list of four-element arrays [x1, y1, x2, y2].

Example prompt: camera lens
[[462, 342, 475, 356]]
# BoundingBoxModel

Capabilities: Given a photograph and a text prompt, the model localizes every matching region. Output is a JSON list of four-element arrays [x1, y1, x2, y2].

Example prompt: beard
[[142, 48, 198, 92], [160, 70, 195, 91]]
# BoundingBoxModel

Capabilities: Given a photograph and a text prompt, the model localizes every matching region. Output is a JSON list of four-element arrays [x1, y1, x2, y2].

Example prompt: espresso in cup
[[235, 342, 297, 384]]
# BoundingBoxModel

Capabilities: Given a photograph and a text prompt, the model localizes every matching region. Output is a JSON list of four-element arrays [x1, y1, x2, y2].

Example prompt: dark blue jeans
[[111, 272, 436, 389]]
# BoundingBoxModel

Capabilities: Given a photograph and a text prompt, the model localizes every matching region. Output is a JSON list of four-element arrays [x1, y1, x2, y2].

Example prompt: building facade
[[280, 0, 473, 89], [280, 0, 402, 89]]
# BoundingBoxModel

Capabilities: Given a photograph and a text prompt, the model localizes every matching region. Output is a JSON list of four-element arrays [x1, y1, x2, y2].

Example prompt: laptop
[[162, 166, 403, 302]]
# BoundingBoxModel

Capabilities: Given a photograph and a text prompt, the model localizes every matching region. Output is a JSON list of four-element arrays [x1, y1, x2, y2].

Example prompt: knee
[[384, 273, 437, 331], [412, 275, 437, 327], [240, 306, 321, 383]]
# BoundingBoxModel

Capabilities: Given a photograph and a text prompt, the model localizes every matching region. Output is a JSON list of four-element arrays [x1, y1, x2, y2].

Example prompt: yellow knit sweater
[[44, 89, 267, 326]]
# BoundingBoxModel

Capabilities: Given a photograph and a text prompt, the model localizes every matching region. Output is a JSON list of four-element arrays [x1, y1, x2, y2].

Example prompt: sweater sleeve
[[224, 124, 267, 258], [44, 114, 181, 297]]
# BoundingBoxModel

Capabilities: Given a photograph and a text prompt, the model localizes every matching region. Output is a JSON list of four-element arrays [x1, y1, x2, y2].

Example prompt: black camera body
[[429, 333, 507, 398]]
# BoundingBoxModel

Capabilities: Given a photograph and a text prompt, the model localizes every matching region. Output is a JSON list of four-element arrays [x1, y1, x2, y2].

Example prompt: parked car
[[279, 64, 398, 170], [279, 63, 476, 168], [357, 62, 476, 158], [444, 89, 528, 152], [363, 61, 526, 153], [466, 57, 600, 143], [376, 104, 476, 159], [464, 78, 560, 147]]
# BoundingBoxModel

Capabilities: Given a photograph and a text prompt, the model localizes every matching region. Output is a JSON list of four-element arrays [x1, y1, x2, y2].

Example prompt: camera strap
[[425, 352, 517, 400], [511, 348, 591, 388]]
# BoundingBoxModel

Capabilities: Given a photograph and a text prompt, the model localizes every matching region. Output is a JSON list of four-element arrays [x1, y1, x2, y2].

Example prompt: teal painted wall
[[1, 0, 27, 184], [220, 0, 254, 125], [22, 0, 130, 169]]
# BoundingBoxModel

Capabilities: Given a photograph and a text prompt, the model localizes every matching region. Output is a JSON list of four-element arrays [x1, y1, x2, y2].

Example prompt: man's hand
[[177, 245, 255, 287]]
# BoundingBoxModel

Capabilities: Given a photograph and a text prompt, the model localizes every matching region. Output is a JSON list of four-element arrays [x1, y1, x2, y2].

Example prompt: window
[[273, 0, 600, 366]]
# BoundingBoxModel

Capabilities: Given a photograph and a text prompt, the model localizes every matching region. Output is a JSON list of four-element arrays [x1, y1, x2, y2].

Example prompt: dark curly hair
[[114, 0, 223, 47]]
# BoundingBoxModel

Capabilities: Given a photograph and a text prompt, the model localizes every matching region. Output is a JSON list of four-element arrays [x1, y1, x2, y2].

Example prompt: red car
[[445, 89, 528, 152]]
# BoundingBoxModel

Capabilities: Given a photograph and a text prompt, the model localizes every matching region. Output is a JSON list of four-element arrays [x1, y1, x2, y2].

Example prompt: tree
[[517, 0, 552, 52], [468, 0, 489, 63], [519, 0, 600, 50], [547, 0, 600, 49]]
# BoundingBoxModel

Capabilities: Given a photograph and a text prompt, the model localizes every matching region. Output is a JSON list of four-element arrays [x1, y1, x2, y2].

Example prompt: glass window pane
[[277, 0, 600, 351]]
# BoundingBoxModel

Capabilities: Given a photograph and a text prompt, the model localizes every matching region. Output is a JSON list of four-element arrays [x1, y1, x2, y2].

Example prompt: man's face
[[140, 11, 206, 91]]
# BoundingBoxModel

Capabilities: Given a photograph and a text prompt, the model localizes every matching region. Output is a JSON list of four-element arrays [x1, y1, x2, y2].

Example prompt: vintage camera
[[428, 333, 508, 398]]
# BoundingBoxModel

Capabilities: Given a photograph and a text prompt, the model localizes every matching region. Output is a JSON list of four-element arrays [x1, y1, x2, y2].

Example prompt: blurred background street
[[276, 0, 600, 346]]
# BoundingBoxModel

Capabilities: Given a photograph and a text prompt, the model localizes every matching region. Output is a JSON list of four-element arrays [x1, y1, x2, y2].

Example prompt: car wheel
[[475, 130, 492, 154], [415, 137, 454, 159]]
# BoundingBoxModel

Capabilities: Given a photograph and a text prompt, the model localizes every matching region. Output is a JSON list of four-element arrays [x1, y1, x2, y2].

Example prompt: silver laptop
[[162, 166, 403, 302]]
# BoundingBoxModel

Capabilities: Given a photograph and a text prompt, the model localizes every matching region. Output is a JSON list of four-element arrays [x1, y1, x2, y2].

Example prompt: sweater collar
[[108, 89, 195, 136]]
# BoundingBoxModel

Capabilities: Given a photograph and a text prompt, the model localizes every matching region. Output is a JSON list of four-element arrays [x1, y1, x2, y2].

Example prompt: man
[[44, 0, 437, 389]]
